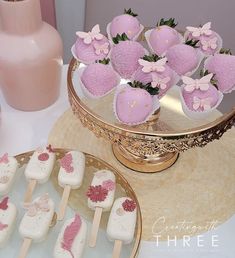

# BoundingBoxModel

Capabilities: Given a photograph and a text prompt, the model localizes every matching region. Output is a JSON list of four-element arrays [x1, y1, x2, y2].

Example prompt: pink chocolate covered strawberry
[[72, 24, 110, 64], [107, 8, 144, 40], [110, 33, 146, 79], [165, 39, 203, 76], [204, 51, 235, 93], [180, 72, 223, 119], [145, 18, 182, 56], [185, 22, 223, 56], [80, 58, 120, 98], [114, 81, 160, 125], [133, 54, 179, 98]]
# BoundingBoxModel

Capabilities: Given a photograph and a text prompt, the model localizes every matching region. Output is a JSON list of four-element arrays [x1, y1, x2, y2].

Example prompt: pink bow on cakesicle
[[138, 58, 167, 73], [186, 22, 212, 37], [182, 74, 213, 93], [193, 96, 212, 111], [94, 42, 109, 55], [76, 24, 103, 44]]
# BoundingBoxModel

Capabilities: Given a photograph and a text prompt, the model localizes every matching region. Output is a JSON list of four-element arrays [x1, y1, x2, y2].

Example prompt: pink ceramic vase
[[0, 0, 63, 111]]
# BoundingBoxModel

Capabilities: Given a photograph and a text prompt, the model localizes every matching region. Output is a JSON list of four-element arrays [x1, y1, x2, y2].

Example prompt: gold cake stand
[[67, 58, 235, 173]]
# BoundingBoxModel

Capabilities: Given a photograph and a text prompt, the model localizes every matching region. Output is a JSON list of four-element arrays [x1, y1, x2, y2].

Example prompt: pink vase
[[0, 0, 63, 111]]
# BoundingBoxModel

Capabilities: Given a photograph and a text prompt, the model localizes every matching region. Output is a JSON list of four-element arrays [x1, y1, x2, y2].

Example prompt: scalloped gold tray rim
[[68, 58, 235, 139], [15, 148, 142, 258]]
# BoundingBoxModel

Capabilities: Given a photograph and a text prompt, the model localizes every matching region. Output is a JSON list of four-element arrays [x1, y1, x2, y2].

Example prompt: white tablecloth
[[0, 65, 234, 258]]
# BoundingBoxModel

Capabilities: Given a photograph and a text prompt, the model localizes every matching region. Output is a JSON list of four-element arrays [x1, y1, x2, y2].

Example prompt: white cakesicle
[[54, 214, 87, 258], [24, 147, 56, 184], [0, 197, 17, 248], [0, 153, 19, 195], [88, 170, 116, 212], [19, 194, 55, 242], [58, 151, 85, 189], [107, 197, 137, 244]]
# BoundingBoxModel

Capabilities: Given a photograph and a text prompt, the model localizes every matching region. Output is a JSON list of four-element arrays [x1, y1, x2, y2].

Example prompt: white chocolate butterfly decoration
[[201, 37, 218, 51], [193, 96, 212, 111], [182, 74, 213, 93], [76, 24, 103, 44], [138, 57, 167, 73], [151, 74, 171, 89], [23, 194, 50, 217], [186, 22, 212, 38], [93, 42, 109, 55]]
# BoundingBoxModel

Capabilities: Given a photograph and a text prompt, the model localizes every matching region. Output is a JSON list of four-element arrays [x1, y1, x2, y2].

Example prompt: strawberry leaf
[[112, 33, 129, 44], [157, 18, 178, 28], [128, 81, 159, 95], [124, 8, 138, 17]]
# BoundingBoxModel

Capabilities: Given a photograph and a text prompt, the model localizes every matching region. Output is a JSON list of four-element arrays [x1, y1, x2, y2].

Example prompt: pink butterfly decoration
[[182, 74, 213, 93], [61, 214, 82, 258], [201, 37, 218, 51], [23, 194, 50, 217], [0, 222, 8, 231], [76, 24, 103, 44], [151, 74, 171, 89], [0, 153, 9, 164], [138, 58, 167, 73], [186, 22, 212, 37], [60, 153, 74, 173], [93, 42, 109, 55], [193, 96, 212, 111]]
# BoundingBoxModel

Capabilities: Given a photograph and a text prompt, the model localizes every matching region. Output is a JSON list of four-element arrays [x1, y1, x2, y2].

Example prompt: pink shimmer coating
[[110, 14, 140, 39], [205, 54, 235, 93], [149, 26, 181, 55], [182, 84, 220, 111], [75, 36, 110, 64], [111, 41, 146, 79], [166, 44, 200, 76], [81, 63, 119, 97], [115, 86, 153, 124], [133, 64, 175, 98]]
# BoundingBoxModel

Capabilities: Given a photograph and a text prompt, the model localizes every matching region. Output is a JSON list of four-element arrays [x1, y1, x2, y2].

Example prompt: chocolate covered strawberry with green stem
[[204, 49, 235, 93], [165, 38, 204, 76], [114, 80, 160, 125], [145, 18, 182, 56], [79, 58, 120, 99], [110, 33, 147, 79], [180, 70, 223, 119], [132, 54, 180, 98], [107, 8, 144, 41]]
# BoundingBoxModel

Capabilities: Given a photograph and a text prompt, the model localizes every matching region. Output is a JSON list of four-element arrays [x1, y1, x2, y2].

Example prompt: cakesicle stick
[[23, 146, 56, 203], [18, 238, 32, 258], [24, 179, 37, 203], [112, 240, 123, 258], [57, 185, 71, 221], [57, 151, 85, 221], [87, 170, 116, 248], [89, 207, 103, 247]]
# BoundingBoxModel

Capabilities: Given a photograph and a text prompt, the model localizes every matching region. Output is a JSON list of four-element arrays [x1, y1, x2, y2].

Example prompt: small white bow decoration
[[76, 24, 103, 44], [138, 57, 167, 73], [186, 22, 212, 38], [182, 74, 213, 93]]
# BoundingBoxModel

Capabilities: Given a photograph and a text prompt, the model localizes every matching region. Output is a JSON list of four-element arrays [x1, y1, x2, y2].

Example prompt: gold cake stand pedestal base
[[112, 144, 179, 173]]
